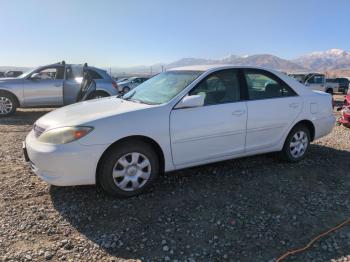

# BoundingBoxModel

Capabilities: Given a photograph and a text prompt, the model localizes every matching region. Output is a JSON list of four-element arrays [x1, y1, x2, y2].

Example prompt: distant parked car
[[325, 78, 340, 93], [0, 62, 118, 117], [116, 77, 129, 83], [117, 76, 149, 93], [5, 70, 23, 78], [333, 77, 349, 94], [289, 73, 338, 94], [24, 65, 335, 197], [0, 72, 5, 78]]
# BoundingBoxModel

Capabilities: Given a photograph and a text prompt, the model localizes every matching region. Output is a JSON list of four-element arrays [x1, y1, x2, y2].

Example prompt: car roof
[[168, 64, 284, 72], [170, 64, 314, 96]]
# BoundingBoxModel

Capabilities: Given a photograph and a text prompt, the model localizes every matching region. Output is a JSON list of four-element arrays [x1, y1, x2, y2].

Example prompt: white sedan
[[24, 65, 335, 197]]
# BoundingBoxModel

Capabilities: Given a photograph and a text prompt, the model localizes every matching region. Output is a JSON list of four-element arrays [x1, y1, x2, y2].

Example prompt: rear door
[[243, 69, 302, 152], [23, 66, 65, 106]]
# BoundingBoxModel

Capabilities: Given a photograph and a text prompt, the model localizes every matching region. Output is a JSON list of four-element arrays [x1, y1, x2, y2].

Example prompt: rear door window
[[244, 70, 296, 100], [88, 69, 103, 79]]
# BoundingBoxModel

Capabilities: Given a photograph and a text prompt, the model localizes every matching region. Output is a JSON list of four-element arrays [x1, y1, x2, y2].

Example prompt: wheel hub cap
[[112, 152, 151, 191], [126, 165, 138, 176], [289, 131, 308, 158]]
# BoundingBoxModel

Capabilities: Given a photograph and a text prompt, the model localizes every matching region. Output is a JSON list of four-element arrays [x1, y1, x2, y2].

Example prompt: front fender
[[0, 87, 23, 107]]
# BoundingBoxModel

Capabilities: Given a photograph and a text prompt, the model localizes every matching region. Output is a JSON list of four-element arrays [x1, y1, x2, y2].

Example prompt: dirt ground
[[0, 95, 349, 262]]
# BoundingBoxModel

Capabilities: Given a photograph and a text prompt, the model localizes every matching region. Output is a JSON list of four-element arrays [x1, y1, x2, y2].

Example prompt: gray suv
[[0, 62, 118, 117]]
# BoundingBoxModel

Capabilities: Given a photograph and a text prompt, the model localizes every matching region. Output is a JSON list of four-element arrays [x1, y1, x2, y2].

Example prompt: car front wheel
[[0, 93, 17, 117], [281, 125, 310, 162], [98, 140, 159, 197]]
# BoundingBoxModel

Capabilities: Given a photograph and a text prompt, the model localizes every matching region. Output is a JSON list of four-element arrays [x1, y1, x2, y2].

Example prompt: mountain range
[[111, 48, 350, 75], [2, 49, 350, 76]]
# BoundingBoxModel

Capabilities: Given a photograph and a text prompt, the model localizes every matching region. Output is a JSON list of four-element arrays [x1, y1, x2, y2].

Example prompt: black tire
[[122, 86, 130, 94], [280, 124, 311, 162], [98, 140, 160, 198], [326, 88, 333, 95], [0, 92, 17, 117], [87, 91, 109, 100]]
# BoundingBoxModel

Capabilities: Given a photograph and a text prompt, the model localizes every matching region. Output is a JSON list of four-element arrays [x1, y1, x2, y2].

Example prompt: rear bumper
[[25, 130, 107, 186]]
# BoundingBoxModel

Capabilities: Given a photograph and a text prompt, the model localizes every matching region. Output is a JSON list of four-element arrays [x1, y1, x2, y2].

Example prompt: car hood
[[35, 97, 154, 130]]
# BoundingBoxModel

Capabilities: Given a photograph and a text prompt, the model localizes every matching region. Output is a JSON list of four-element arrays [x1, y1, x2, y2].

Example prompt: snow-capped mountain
[[166, 49, 350, 72], [226, 54, 305, 71], [293, 48, 350, 70]]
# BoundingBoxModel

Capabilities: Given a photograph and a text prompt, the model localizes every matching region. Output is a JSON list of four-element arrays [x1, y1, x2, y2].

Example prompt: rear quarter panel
[[299, 91, 334, 139], [95, 79, 118, 96]]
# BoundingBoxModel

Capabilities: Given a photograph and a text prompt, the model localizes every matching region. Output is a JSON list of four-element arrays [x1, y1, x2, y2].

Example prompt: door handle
[[289, 103, 299, 109], [232, 110, 245, 115]]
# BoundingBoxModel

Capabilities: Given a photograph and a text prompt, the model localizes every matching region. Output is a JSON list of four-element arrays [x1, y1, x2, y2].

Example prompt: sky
[[1, 0, 350, 67]]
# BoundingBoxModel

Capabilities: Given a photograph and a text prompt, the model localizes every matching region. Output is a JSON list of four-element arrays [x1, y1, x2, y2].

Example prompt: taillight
[[112, 81, 118, 89]]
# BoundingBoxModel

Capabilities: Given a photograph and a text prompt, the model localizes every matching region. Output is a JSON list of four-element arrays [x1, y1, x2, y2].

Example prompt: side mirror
[[175, 95, 204, 109], [30, 73, 41, 80]]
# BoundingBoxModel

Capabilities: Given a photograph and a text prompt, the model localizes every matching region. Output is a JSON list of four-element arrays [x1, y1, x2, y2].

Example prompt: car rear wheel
[[122, 86, 130, 93], [280, 125, 310, 162], [98, 140, 159, 197], [0, 93, 17, 117]]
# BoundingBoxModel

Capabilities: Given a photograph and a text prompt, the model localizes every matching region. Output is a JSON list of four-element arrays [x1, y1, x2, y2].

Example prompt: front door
[[243, 69, 302, 152], [170, 69, 247, 167], [63, 65, 83, 105], [23, 66, 65, 106]]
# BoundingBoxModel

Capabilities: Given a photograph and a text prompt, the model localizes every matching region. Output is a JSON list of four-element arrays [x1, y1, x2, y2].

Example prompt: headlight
[[37, 126, 93, 144]]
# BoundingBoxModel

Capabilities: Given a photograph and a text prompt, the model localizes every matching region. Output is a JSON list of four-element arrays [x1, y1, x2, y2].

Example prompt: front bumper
[[24, 130, 108, 186]]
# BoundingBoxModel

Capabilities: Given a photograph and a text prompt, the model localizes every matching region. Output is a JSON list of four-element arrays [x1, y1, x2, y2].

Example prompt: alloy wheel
[[0, 96, 13, 115]]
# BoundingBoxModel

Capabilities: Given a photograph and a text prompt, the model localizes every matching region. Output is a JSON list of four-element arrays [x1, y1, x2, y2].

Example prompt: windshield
[[18, 68, 35, 78], [122, 70, 203, 104]]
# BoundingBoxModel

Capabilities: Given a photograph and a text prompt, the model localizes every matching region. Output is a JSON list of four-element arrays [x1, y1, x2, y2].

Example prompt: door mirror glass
[[175, 95, 204, 109]]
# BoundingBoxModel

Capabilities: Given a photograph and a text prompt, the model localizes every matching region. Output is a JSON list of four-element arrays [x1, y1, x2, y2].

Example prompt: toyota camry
[[24, 65, 335, 197]]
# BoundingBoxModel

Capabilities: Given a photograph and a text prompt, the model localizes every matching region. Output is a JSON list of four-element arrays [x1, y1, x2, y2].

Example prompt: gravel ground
[[0, 96, 349, 262]]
